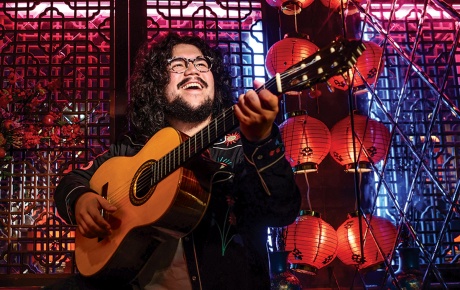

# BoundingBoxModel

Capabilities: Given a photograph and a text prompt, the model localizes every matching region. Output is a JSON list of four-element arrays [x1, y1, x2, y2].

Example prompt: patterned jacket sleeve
[[236, 125, 301, 228], [53, 136, 138, 225]]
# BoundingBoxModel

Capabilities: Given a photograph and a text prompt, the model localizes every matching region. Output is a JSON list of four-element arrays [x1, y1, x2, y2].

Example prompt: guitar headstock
[[260, 38, 366, 95]]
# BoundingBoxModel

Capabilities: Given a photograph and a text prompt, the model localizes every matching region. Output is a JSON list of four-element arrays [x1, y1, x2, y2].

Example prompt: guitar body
[[75, 127, 211, 285]]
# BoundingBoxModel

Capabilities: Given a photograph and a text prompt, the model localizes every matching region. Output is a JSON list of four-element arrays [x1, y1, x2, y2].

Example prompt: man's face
[[165, 44, 215, 116]]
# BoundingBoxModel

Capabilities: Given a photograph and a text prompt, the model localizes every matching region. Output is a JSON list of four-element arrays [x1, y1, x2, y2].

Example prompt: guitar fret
[[199, 132, 202, 152], [170, 147, 174, 173], [159, 159, 162, 182], [171, 149, 174, 174], [174, 146, 177, 171], [180, 140, 184, 166], [163, 154, 167, 178], [167, 153, 170, 176], [152, 161, 157, 185], [167, 150, 171, 177], [163, 151, 167, 177], [177, 143, 181, 167], [223, 110, 227, 135], [192, 135, 196, 158], [158, 158, 162, 181], [157, 160, 161, 183], [200, 130, 204, 151], [150, 163, 156, 187], [178, 145, 181, 167], [182, 141, 186, 165]]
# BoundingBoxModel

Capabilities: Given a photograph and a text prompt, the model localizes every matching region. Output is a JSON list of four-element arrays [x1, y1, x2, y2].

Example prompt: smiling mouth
[[181, 82, 203, 90], [178, 78, 208, 90]]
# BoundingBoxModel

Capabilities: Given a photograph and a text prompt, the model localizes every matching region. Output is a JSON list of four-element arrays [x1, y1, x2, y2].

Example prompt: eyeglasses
[[167, 56, 213, 73]]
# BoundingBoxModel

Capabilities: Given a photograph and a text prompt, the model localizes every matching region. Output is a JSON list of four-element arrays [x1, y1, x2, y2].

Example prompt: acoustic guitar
[[75, 38, 366, 285]]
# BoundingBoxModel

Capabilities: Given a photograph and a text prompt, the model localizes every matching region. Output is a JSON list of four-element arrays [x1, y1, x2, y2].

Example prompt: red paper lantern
[[320, 0, 346, 10], [279, 111, 331, 173], [285, 210, 338, 275], [329, 113, 391, 172], [336, 212, 397, 269], [329, 41, 383, 91], [265, 33, 319, 79], [266, 0, 315, 15]]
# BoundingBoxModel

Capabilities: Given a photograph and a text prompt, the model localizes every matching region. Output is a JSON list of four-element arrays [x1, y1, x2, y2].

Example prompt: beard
[[164, 95, 214, 123]]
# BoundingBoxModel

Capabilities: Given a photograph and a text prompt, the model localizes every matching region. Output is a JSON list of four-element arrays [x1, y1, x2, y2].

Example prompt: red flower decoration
[[0, 77, 84, 161], [224, 132, 240, 146]]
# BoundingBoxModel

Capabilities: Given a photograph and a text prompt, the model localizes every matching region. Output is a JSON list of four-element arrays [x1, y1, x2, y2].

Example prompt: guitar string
[[99, 41, 353, 209], [103, 107, 238, 207], [101, 57, 307, 206]]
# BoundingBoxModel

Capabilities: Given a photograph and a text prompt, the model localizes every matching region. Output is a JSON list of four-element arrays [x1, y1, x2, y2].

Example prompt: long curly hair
[[127, 33, 234, 142]]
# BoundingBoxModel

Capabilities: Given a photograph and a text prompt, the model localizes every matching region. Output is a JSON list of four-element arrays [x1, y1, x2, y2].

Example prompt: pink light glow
[[3, 2, 112, 18]]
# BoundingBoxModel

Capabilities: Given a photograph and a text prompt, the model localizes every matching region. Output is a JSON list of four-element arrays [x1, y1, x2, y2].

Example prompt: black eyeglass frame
[[167, 56, 214, 73]]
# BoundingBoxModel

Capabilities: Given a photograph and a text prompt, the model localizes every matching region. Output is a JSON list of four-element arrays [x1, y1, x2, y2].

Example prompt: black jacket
[[54, 125, 301, 290]]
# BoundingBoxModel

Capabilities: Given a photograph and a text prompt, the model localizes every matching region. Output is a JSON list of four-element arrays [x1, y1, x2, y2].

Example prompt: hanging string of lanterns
[[264, 1, 397, 282]]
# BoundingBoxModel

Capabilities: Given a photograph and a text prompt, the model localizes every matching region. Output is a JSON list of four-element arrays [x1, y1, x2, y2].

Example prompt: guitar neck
[[180, 106, 239, 160], [153, 38, 365, 182], [153, 106, 237, 182]]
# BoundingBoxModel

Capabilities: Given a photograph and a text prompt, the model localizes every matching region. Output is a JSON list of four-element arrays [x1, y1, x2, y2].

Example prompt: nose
[[183, 61, 200, 75]]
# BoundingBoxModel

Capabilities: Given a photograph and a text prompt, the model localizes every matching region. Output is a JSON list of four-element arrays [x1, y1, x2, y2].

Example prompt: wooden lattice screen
[[0, 0, 459, 288]]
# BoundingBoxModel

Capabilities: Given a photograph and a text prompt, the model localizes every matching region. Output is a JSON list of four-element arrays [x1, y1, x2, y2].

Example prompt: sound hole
[[130, 160, 156, 205]]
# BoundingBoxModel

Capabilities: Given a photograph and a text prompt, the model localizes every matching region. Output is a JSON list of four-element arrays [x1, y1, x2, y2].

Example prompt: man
[[53, 32, 301, 290]]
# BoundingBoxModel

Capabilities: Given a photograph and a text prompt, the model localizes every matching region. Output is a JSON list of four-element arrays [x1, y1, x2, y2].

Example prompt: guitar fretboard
[[152, 106, 238, 184]]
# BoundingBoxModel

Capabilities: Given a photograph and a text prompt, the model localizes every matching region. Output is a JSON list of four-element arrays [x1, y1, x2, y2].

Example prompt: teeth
[[182, 82, 202, 89]]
